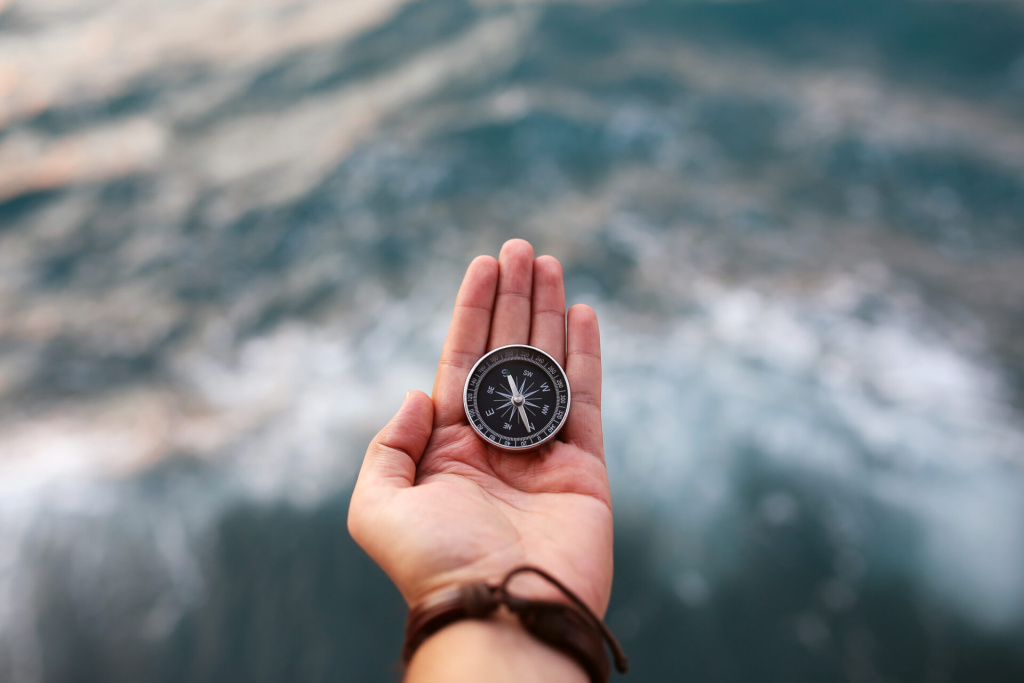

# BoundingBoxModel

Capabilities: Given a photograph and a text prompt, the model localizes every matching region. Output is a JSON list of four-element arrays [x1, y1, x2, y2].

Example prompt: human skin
[[348, 239, 612, 681]]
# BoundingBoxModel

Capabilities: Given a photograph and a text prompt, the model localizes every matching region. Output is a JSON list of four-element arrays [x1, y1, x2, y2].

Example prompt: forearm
[[405, 616, 589, 683]]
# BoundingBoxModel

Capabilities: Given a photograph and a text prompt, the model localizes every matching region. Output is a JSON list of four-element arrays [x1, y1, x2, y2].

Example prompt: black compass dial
[[463, 344, 571, 451]]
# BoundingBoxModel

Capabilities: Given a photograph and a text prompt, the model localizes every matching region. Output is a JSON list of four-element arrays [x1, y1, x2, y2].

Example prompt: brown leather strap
[[402, 582, 502, 663], [402, 566, 629, 682]]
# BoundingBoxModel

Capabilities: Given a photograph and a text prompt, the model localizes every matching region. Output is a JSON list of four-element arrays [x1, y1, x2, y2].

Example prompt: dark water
[[2, 0, 1024, 681]]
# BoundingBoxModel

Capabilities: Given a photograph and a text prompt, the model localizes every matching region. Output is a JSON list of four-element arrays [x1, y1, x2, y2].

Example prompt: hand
[[348, 239, 612, 619]]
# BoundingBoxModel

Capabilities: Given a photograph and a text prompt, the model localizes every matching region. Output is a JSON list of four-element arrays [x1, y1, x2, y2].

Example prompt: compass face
[[463, 344, 571, 451]]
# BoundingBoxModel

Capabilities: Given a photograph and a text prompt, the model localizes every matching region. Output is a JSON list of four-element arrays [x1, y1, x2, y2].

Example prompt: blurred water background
[[2, 0, 1024, 681]]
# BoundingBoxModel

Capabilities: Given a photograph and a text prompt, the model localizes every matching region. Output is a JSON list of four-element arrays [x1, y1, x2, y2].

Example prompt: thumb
[[355, 390, 434, 492]]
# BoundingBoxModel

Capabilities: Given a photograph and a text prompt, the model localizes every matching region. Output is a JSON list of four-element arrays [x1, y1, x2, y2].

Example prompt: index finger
[[431, 255, 499, 428]]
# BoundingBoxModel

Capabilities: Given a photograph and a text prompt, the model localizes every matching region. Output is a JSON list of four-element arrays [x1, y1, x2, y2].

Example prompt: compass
[[463, 344, 571, 451]]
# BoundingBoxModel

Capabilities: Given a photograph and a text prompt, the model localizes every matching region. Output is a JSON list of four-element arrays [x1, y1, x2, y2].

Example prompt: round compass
[[463, 344, 571, 451]]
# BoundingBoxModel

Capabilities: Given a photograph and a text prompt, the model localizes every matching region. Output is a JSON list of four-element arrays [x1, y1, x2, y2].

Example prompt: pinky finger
[[562, 304, 604, 459]]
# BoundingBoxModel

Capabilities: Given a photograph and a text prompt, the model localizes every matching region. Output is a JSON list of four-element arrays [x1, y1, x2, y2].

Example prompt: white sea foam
[[602, 271, 1024, 630]]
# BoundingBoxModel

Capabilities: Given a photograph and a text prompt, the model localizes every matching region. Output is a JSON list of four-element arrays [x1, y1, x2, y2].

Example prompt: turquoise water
[[1, 0, 1024, 681]]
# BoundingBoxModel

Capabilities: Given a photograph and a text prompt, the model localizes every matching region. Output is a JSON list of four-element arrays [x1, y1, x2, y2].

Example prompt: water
[[2, 0, 1024, 681]]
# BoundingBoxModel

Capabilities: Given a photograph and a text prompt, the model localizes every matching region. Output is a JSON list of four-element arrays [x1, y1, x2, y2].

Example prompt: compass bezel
[[463, 344, 571, 451]]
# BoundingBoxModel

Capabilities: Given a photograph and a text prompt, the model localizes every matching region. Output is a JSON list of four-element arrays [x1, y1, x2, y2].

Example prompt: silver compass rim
[[462, 343, 571, 452]]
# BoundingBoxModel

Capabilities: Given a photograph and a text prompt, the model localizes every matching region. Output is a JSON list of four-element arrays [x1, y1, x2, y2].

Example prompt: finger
[[528, 255, 566, 366], [562, 304, 603, 458], [488, 239, 535, 349], [353, 390, 435, 493], [432, 255, 499, 427]]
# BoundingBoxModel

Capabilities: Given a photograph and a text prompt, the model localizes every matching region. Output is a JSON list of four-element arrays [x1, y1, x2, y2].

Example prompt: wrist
[[402, 566, 628, 683]]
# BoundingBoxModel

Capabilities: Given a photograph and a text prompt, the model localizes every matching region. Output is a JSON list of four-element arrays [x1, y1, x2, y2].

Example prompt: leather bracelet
[[402, 566, 629, 682]]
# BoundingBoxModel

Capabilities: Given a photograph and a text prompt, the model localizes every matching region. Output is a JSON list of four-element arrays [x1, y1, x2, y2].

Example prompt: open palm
[[348, 240, 613, 617]]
